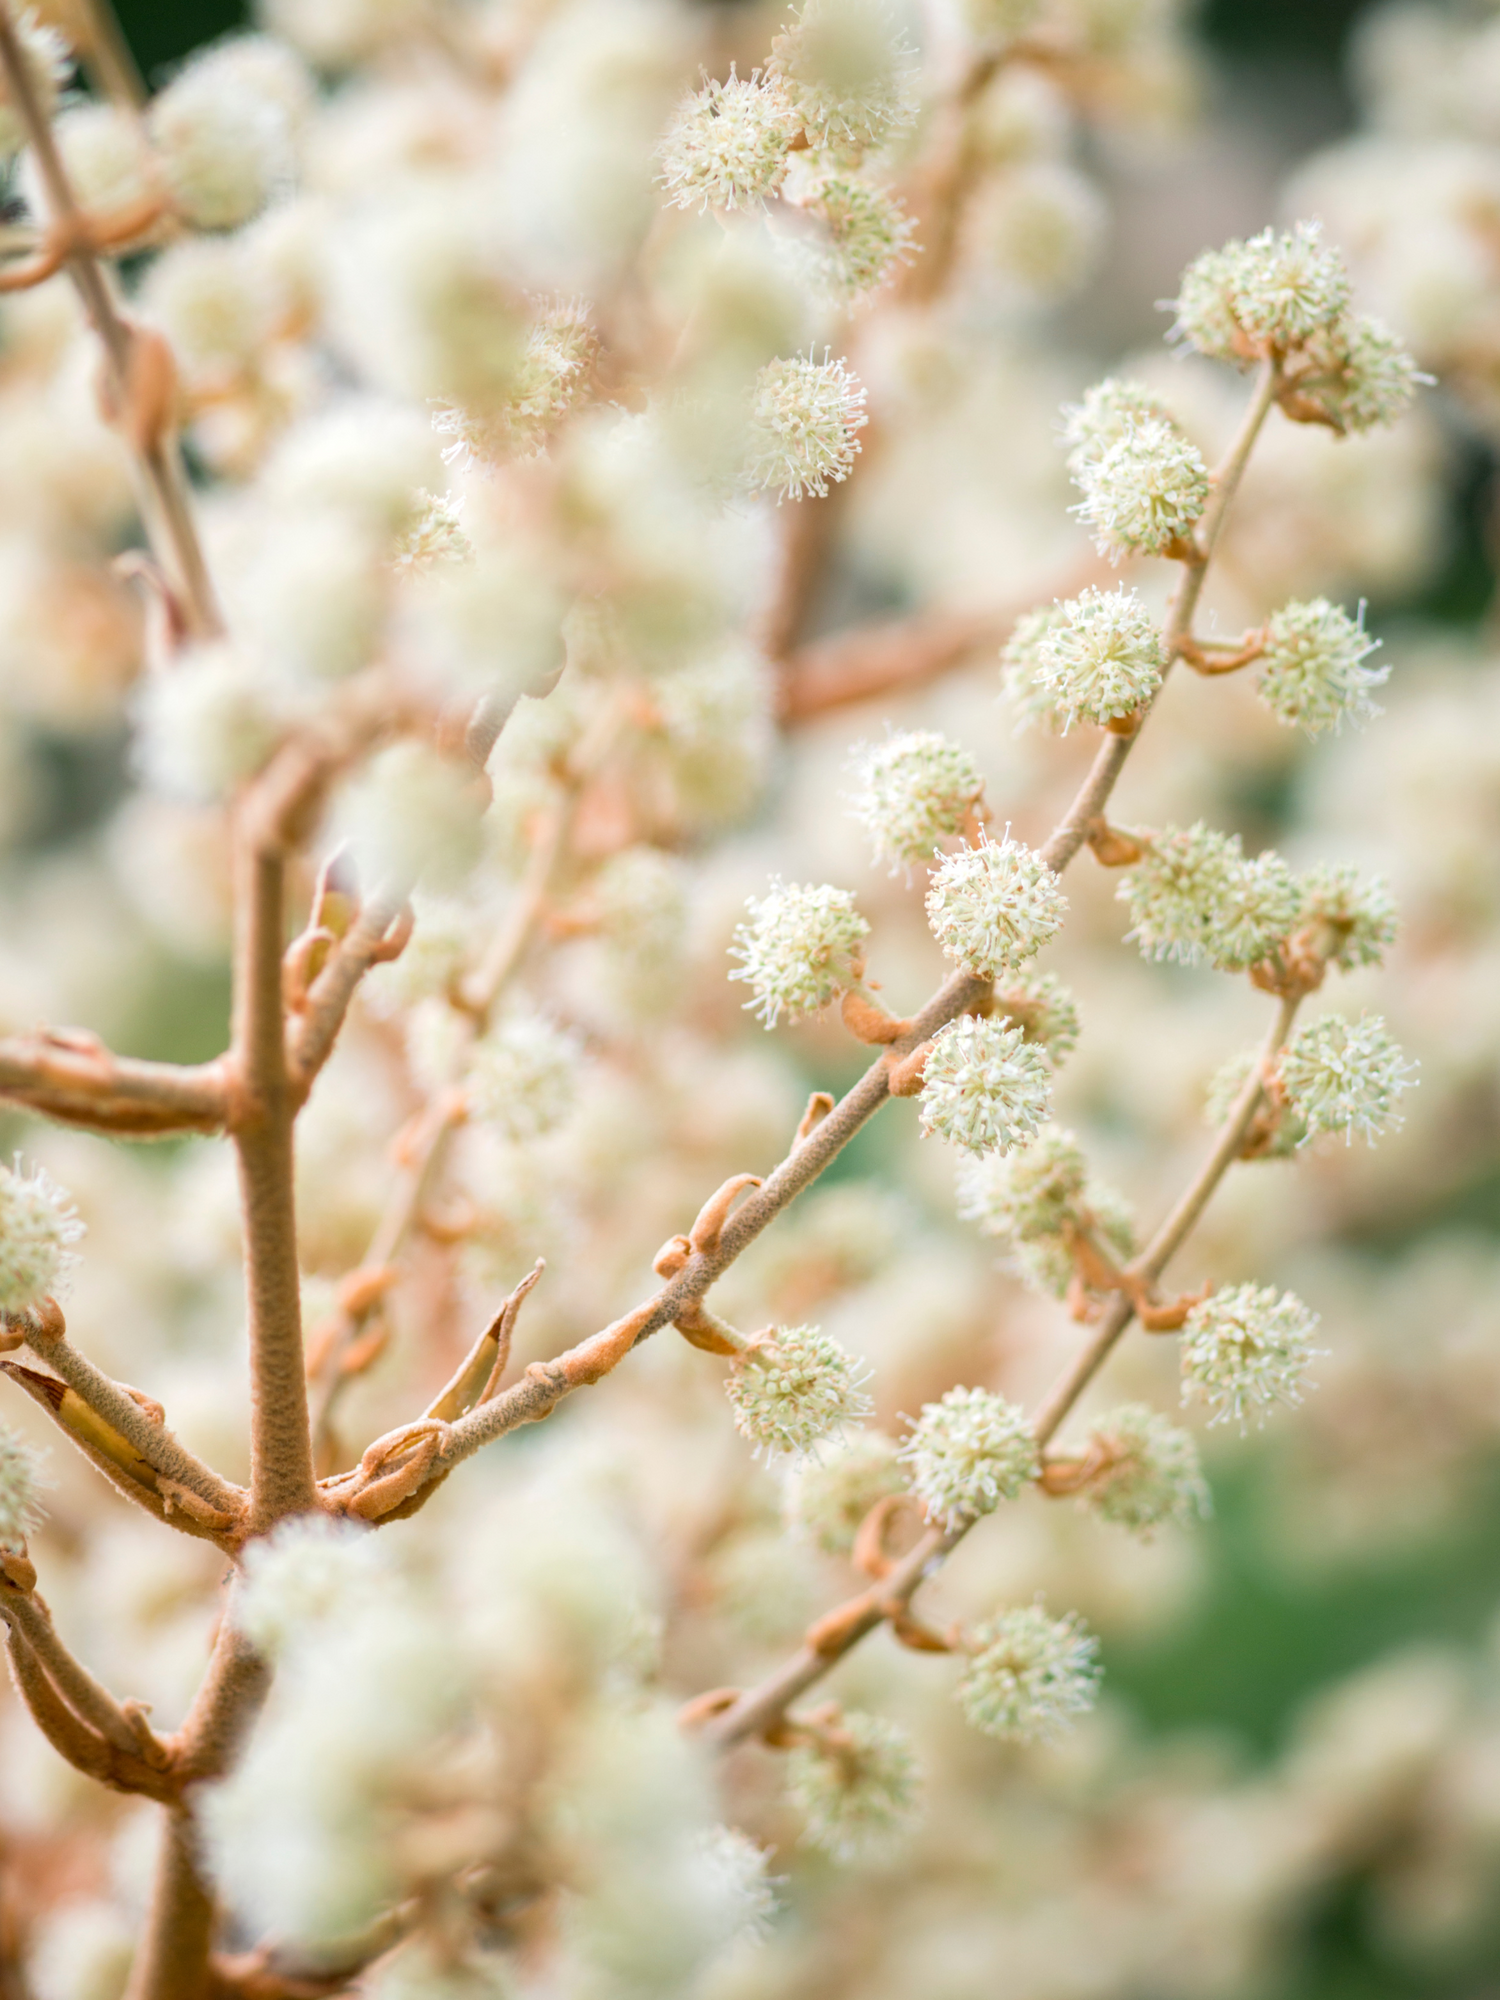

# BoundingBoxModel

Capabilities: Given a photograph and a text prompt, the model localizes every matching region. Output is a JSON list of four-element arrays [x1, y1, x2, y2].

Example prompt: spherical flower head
[[745, 352, 868, 502], [595, 846, 690, 966], [236, 1515, 386, 1660], [466, 1015, 581, 1143], [993, 970, 1080, 1065], [1081, 1405, 1211, 1536], [1205, 1048, 1307, 1158], [919, 1016, 1052, 1157], [658, 68, 798, 213], [1295, 863, 1397, 973], [1030, 585, 1165, 731], [391, 491, 473, 578], [0, 1158, 83, 1313], [845, 729, 983, 873], [782, 1429, 908, 1555], [0, 1420, 46, 1552], [1208, 847, 1302, 973], [1278, 1013, 1415, 1145], [1072, 417, 1209, 562], [0, 10, 68, 160], [901, 1385, 1038, 1526], [925, 833, 1065, 976], [1000, 605, 1070, 733], [786, 1710, 920, 1860], [956, 1122, 1087, 1241], [1170, 223, 1350, 361], [729, 879, 869, 1027], [1060, 377, 1174, 479], [35, 102, 157, 223], [1257, 598, 1388, 736], [1303, 313, 1427, 435], [1119, 824, 1297, 970], [148, 61, 294, 231], [435, 302, 600, 468], [957, 1604, 1101, 1743], [798, 171, 917, 298], [768, 0, 918, 157], [725, 1325, 874, 1461], [133, 643, 284, 803], [1181, 1282, 1323, 1429], [336, 741, 486, 896]]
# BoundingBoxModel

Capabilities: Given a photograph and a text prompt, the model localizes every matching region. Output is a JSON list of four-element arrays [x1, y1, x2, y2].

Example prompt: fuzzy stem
[[123, 1809, 217, 2000]]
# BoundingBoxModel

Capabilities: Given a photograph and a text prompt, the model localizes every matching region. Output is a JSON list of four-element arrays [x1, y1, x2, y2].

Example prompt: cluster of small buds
[[786, 1711, 921, 1860], [767, 0, 918, 157], [956, 1605, 1102, 1743], [730, 879, 869, 1026], [235, 1517, 386, 1660], [1256, 598, 1388, 735], [782, 1430, 909, 1556], [1297, 314, 1429, 435], [993, 970, 1080, 1065], [844, 729, 984, 873], [0, 1419, 46, 1553], [434, 304, 599, 468], [390, 491, 473, 578], [745, 352, 869, 502], [338, 742, 486, 895], [1059, 377, 1175, 479], [1180, 1283, 1323, 1429], [1295, 864, 1398, 972], [1205, 1048, 1307, 1157], [133, 643, 284, 804], [1026, 585, 1165, 731], [1278, 1013, 1416, 1144], [1171, 223, 1350, 361], [594, 846, 690, 972], [901, 1385, 1039, 1526], [956, 1128, 1134, 1300], [0, 1159, 83, 1314], [657, 67, 799, 214], [1071, 416, 1210, 561], [465, 1016, 582, 1143], [725, 1326, 874, 1460], [1079, 1405, 1211, 1536], [146, 44, 297, 232], [919, 1016, 1052, 1156], [1119, 824, 1299, 971], [797, 172, 918, 298], [925, 834, 1066, 976], [999, 605, 1068, 731], [0, 9, 68, 159]]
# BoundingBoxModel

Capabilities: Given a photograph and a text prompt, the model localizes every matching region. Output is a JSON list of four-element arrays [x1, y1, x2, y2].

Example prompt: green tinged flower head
[[786, 1711, 920, 1859], [1071, 416, 1209, 561], [745, 352, 869, 501], [726, 1325, 874, 1460], [919, 1016, 1052, 1156], [730, 879, 869, 1026], [1294, 313, 1428, 434], [783, 1429, 908, 1555], [845, 729, 983, 873], [993, 970, 1080, 1064], [1171, 222, 1350, 360], [0, 1160, 83, 1314], [1060, 377, 1175, 479], [925, 833, 1066, 976], [901, 1385, 1039, 1526], [466, 1015, 581, 1143], [957, 1604, 1101, 1743], [1205, 1048, 1308, 1157], [658, 68, 799, 214], [1079, 1404, 1211, 1536], [768, 0, 918, 157], [1278, 1013, 1415, 1144], [1118, 823, 1300, 971], [1257, 599, 1388, 735], [1295, 863, 1397, 972], [0, 1420, 46, 1552], [799, 172, 917, 298], [1029, 585, 1165, 730], [1180, 1282, 1323, 1428], [1000, 604, 1070, 732], [955, 1126, 1134, 1299]]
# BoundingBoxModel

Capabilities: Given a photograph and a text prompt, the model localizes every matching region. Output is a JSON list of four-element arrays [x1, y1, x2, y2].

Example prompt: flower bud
[[925, 833, 1065, 976], [1180, 1283, 1323, 1428], [957, 1604, 1100, 1742], [901, 1384, 1038, 1526], [919, 1016, 1052, 1156], [730, 879, 869, 1027]]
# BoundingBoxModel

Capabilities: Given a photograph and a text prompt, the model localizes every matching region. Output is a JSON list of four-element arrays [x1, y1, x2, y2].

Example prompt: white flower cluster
[[786, 1711, 920, 1859], [956, 1125, 1135, 1299], [1119, 824, 1301, 971], [925, 834, 1066, 976], [1180, 1283, 1323, 1429], [1278, 1013, 1415, 1144], [1059, 376, 1175, 478], [1296, 864, 1398, 972], [745, 352, 869, 501], [1204, 1047, 1308, 1158], [1257, 598, 1388, 735], [730, 879, 869, 1026], [133, 644, 286, 804], [1023, 585, 1165, 731], [435, 302, 600, 468], [956, 1605, 1101, 1743], [767, 0, 918, 157], [337, 742, 487, 897], [993, 970, 1081, 1064], [235, 1516, 386, 1660], [845, 729, 984, 873], [0, 1420, 46, 1552], [657, 68, 799, 214], [466, 1016, 583, 1143], [796, 170, 917, 298], [782, 1429, 908, 1555], [1080, 1405, 1211, 1537], [1070, 415, 1209, 561], [0, 1159, 83, 1314], [391, 491, 473, 578], [725, 1325, 874, 1460], [919, 1016, 1053, 1156], [146, 36, 303, 231], [901, 1385, 1039, 1526]]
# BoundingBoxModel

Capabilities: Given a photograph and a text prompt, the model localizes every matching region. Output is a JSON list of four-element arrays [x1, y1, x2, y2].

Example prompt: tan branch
[[0, 1032, 230, 1136]]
